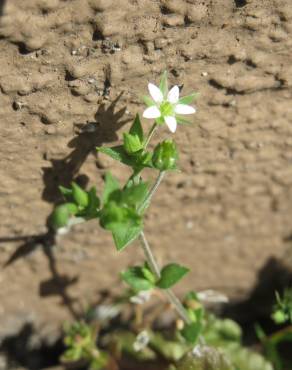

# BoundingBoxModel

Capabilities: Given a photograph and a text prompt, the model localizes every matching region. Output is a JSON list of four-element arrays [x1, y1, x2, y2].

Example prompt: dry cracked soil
[[1, 0, 292, 366]]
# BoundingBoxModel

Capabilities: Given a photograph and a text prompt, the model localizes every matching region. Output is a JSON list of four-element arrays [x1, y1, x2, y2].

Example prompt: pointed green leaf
[[121, 182, 149, 208], [179, 92, 199, 105], [113, 224, 142, 251], [181, 321, 202, 344], [129, 114, 144, 142], [157, 263, 189, 289], [121, 266, 154, 291], [84, 186, 100, 218], [102, 172, 120, 204], [97, 145, 135, 166], [59, 185, 73, 200], [123, 133, 143, 154], [159, 71, 168, 98], [71, 182, 89, 208]]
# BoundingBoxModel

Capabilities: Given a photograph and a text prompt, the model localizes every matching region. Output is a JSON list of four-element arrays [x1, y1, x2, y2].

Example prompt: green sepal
[[121, 266, 155, 291], [156, 263, 189, 289], [176, 115, 192, 126], [71, 182, 89, 208], [143, 95, 154, 107], [179, 92, 199, 105], [50, 202, 78, 229], [159, 71, 168, 98]]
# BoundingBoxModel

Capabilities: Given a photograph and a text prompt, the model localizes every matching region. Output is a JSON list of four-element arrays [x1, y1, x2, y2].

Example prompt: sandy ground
[[0, 0, 292, 344]]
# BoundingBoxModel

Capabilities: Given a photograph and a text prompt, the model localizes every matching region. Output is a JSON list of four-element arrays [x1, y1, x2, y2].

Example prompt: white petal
[[167, 85, 180, 104], [143, 106, 161, 119], [175, 104, 196, 115], [148, 83, 163, 103], [164, 115, 177, 133]]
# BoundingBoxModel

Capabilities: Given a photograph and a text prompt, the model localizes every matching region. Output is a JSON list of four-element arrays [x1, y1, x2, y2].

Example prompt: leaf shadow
[[42, 93, 131, 204], [2, 94, 131, 318]]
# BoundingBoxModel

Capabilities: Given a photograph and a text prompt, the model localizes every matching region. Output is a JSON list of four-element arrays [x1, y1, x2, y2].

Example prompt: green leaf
[[157, 263, 189, 289], [59, 185, 73, 200], [159, 70, 168, 98], [112, 223, 142, 251], [97, 145, 135, 166], [72, 182, 89, 208], [123, 133, 143, 154], [179, 92, 199, 105], [181, 321, 202, 344], [129, 114, 144, 142], [84, 187, 100, 218], [102, 172, 120, 204], [121, 266, 154, 291], [121, 182, 149, 209], [143, 95, 154, 107]]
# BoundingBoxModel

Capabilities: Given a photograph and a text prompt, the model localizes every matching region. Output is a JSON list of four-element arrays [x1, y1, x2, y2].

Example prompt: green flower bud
[[50, 203, 78, 229], [71, 182, 89, 208], [152, 139, 178, 171], [123, 133, 143, 154]]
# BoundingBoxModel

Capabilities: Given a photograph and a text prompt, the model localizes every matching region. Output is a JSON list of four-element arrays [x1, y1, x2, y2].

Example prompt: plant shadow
[[1, 95, 131, 318], [42, 93, 130, 204], [0, 0, 5, 17]]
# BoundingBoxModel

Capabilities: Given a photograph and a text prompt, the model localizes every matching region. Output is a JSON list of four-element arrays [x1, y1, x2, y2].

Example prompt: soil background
[[1, 0, 292, 358]]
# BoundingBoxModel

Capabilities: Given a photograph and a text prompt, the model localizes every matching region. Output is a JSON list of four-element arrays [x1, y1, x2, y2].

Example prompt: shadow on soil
[[0, 96, 130, 321], [0, 0, 5, 17], [42, 93, 130, 204]]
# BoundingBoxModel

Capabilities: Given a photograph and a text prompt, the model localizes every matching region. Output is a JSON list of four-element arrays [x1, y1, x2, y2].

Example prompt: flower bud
[[72, 182, 89, 208], [152, 139, 178, 171], [50, 203, 78, 229], [123, 133, 143, 154]]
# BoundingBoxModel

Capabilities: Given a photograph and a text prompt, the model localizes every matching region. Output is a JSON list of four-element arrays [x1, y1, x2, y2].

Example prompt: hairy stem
[[144, 122, 157, 150], [137, 171, 191, 324], [139, 231, 191, 324], [137, 171, 165, 214]]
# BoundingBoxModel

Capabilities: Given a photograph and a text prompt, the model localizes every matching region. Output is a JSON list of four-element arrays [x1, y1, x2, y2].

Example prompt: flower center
[[160, 101, 174, 116]]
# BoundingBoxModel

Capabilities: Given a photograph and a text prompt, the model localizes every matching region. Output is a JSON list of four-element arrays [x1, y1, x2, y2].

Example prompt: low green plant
[[51, 71, 276, 370]]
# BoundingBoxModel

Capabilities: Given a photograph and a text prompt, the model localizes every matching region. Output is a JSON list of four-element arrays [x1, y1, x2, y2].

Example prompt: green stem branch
[[137, 171, 191, 325], [138, 230, 191, 324], [137, 171, 165, 214]]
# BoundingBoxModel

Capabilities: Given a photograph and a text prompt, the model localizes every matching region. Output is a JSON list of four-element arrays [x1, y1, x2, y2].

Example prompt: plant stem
[[138, 231, 191, 324], [137, 172, 191, 324], [144, 122, 157, 150], [137, 171, 165, 214]]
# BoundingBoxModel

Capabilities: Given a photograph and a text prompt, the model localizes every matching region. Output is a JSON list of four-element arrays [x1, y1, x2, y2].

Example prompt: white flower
[[143, 81, 196, 133]]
